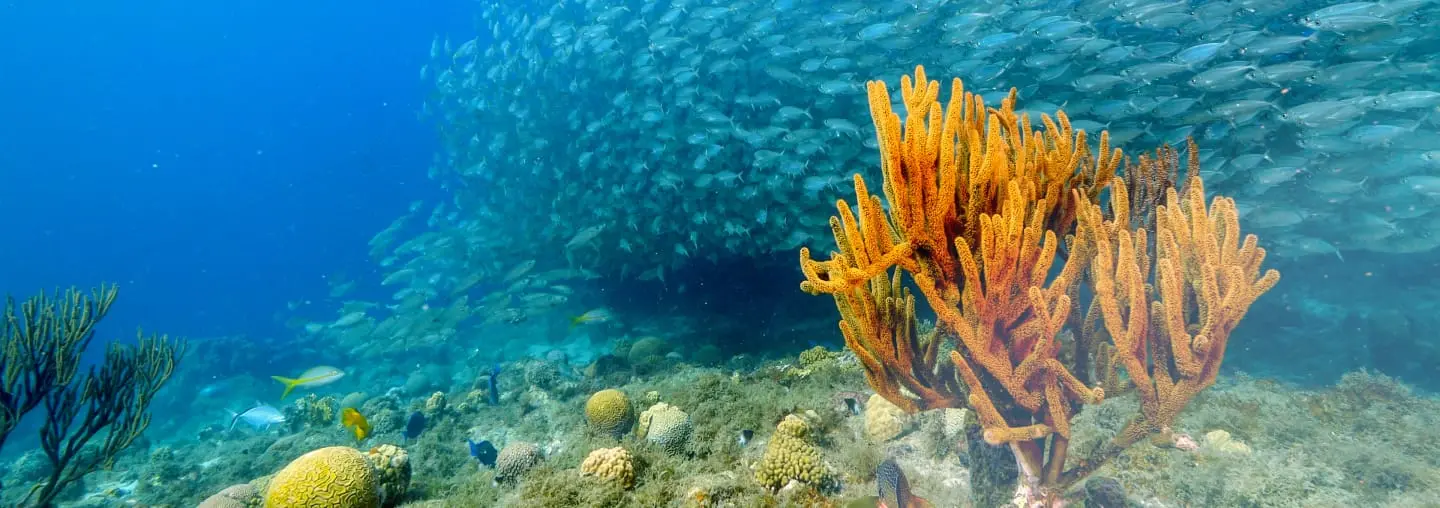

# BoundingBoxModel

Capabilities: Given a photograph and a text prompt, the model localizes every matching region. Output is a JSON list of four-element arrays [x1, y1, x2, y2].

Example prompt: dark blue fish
[[467, 439, 498, 467], [404, 411, 427, 441], [487, 363, 501, 405]]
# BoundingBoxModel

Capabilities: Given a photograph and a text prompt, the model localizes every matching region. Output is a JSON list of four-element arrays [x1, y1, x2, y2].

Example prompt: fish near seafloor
[[229, 403, 285, 431], [486, 363, 501, 405], [846, 458, 931, 508], [569, 307, 613, 328], [272, 365, 345, 400], [404, 411, 427, 443], [341, 407, 372, 442], [468, 439, 498, 467]]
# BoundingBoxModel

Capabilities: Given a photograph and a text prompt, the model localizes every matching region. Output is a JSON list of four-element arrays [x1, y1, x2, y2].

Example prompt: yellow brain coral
[[580, 447, 636, 489], [755, 415, 828, 491], [585, 389, 635, 437], [637, 402, 692, 455], [264, 446, 379, 508]]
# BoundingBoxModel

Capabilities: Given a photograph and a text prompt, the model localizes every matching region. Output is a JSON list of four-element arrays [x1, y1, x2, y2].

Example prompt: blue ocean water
[[0, 0, 468, 341]]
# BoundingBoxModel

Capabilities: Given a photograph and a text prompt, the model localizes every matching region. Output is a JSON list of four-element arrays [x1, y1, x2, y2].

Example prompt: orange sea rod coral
[[798, 65, 1278, 504]]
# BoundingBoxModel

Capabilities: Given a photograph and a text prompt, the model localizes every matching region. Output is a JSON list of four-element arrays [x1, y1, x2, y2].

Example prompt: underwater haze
[[3, 0, 1440, 507]]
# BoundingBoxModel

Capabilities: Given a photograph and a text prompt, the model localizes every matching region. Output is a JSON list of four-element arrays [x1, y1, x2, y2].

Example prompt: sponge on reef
[[264, 446, 379, 508], [585, 388, 635, 437]]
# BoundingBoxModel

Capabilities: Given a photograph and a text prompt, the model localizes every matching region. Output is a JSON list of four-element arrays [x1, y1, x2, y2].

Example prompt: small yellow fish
[[341, 407, 371, 442], [569, 308, 613, 328], [271, 365, 345, 400]]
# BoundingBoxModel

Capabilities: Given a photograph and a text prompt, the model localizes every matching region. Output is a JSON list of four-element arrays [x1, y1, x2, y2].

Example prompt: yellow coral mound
[[755, 415, 828, 491], [586, 388, 635, 437], [581, 447, 637, 489], [264, 447, 379, 508]]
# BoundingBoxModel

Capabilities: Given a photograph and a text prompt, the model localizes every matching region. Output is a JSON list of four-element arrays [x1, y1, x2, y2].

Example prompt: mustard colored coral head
[[580, 446, 636, 489], [264, 446, 379, 508], [585, 388, 635, 437], [776, 414, 809, 439]]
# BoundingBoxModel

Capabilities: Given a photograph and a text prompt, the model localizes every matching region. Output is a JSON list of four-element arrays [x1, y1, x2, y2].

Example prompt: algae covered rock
[[797, 346, 839, 369], [585, 388, 635, 437], [1202, 429, 1253, 456], [363, 444, 412, 507], [755, 415, 830, 491], [637, 402, 693, 455], [264, 446, 379, 508], [495, 441, 543, 484], [580, 446, 637, 489]]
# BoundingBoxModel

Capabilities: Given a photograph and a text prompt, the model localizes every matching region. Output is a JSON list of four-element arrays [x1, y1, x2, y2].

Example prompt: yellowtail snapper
[[271, 365, 345, 400]]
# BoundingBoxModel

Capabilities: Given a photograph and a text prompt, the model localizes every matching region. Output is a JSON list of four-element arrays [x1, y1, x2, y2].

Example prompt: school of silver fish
[[407, 0, 1440, 289]]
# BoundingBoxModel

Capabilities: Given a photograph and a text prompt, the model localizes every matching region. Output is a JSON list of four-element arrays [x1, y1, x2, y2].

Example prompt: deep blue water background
[[0, 1, 473, 346]]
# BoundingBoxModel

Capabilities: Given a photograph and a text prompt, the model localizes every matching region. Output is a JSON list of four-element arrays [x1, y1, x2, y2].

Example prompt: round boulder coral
[[580, 447, 636, 489], [585, 389, 635, 437], [264, 446, 379, 508], [363, 445, 411, 507], [863, 394, 911, 442], [637, 402, 692, 455], [495, 442, 543, 483], [627, 336, 670, 372]]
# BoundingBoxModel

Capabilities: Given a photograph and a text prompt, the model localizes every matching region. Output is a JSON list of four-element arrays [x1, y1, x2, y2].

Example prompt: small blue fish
[[229, 403, 285, 431], [468, 439, 498, 467], [404, 411, 427, 442], [487, 364, 501, 405]]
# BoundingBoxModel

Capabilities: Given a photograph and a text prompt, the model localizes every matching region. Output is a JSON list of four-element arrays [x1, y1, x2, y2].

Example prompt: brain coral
[[199, 484, 257, 508], [580, 447, 636, 489], [755, 415, 829, 491], [363, 445, 411, 507], [495, 442, 543, 483], [637, 402, 692, 455], [264, 446, 379, 508], [585, 389, 635, 437]]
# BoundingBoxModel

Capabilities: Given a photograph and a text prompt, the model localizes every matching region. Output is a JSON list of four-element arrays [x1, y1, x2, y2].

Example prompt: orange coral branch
[[799, 67, 1278, 503], [1080, 151, 1281, 468]]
